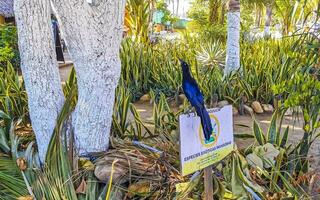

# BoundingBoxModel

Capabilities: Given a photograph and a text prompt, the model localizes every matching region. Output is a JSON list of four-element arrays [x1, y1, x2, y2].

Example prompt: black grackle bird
[[179, 59, 213, 142]]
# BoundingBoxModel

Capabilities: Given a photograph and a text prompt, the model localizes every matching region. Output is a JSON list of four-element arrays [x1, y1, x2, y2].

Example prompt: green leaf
[[255, 143, 280, 169], [234, 133, 254, 139], [267, 113, 277, 144], [231, 156, 247, 198], [0, 110, 10, 120], [0, 129, 10, 153], [253, 120, 265, 145], [246, 153, 263, 169], [280, 126, 289, 148], [246, 153, 264, 169]]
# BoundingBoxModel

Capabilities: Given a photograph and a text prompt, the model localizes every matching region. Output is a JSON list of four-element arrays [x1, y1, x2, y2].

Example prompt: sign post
[[204, 166, 213, 200], [179, 105, 234, 199]]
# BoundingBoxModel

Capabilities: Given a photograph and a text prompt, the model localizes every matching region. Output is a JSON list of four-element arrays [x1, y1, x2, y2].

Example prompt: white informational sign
[[179, 105, 234, 176]]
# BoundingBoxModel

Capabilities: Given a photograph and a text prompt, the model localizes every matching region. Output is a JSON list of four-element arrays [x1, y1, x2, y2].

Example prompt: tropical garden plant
[[0, 0, 319, 199]]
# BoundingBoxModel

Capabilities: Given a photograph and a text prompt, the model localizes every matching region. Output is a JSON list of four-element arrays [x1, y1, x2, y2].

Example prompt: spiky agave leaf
[[23, 87, 78, 200]]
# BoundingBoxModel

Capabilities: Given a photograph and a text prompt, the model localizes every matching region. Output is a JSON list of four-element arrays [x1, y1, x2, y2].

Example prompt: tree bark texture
[[14, 0, 65, 161], [264, 6, 272, 37], [51, 0, 126, 155], [15, 0, 126, 160], [225, 0, 240, 75]]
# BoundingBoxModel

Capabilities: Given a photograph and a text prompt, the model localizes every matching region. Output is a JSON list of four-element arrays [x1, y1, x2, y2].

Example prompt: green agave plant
[[196, 41, 225, 68], [0, 62, 28, 123]]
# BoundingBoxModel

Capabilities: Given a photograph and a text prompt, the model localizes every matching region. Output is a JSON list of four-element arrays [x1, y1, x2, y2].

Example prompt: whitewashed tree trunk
[[14, 0, 65, 162], [224, 0, 240, 75], [51, 0, 126, 155], [264, 6, 272, 37]]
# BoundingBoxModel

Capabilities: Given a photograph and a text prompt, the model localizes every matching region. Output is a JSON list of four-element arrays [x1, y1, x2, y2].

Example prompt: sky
[[166, 0, 192, 19]]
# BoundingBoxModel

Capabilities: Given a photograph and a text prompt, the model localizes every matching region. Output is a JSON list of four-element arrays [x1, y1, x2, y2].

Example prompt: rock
[[94, 162, 128, 184], [140, 94, 151, 102], [251, 101, 264, 114], [178, 94, 186, 102], [244, 105, 254, 115], [262, 104, 274, 113], [233, 107, 239, 116], [217, 100, 229, 108]]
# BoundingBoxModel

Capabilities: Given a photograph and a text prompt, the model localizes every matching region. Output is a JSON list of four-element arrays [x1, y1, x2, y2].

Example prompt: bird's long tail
[[196, 105, 213, 141]]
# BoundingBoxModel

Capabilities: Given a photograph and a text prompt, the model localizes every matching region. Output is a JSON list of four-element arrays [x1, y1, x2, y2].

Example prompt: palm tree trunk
[[224, 0, 241, 75], [176, 0, 179, 17], [172, 0, 175, 15], [264, 6, 273, 37], [209, 0, 219, 24]]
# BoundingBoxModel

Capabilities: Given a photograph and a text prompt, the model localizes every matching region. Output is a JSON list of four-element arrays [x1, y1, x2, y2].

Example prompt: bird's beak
[[178, 58, 183, 64]]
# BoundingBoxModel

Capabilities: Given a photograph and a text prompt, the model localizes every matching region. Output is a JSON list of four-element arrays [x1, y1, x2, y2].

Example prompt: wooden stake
[[204, 166, 213, 200], [0, 15, 5, 25]]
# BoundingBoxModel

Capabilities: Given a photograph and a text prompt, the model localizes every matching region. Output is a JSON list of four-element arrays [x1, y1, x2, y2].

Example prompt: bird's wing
[[183, 81, 204, 107], [189, 78, 205, 105]]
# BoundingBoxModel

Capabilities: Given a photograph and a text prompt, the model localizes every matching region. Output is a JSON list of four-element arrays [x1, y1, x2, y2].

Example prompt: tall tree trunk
[[14, 0, 65, 161], [264, 6, 273, 37], [150, 0, 155, 30], [209, 0, 220, 24], [51, 0, 126, 155], [220, 3, 226, 25], [176, 0, 179, 17], [224, 0, 240, 75], [171, 0, 175, 15]]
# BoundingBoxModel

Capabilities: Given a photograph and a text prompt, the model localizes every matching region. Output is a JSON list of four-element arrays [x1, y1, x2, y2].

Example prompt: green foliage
[[187, 0, 209, 25], [0, 63, 28, 122], [0, 3, 318, 198], [187, 0, 227, 42], [0, 103, 29, 199], [120, 34, 314, 109], [126, 0, 150, 43], [0, 25, 19, 69], [120, 38, 184, 99], [273, 72, 320, 173], [237, 111, 310, 197], [196, 41, 225, 67]]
